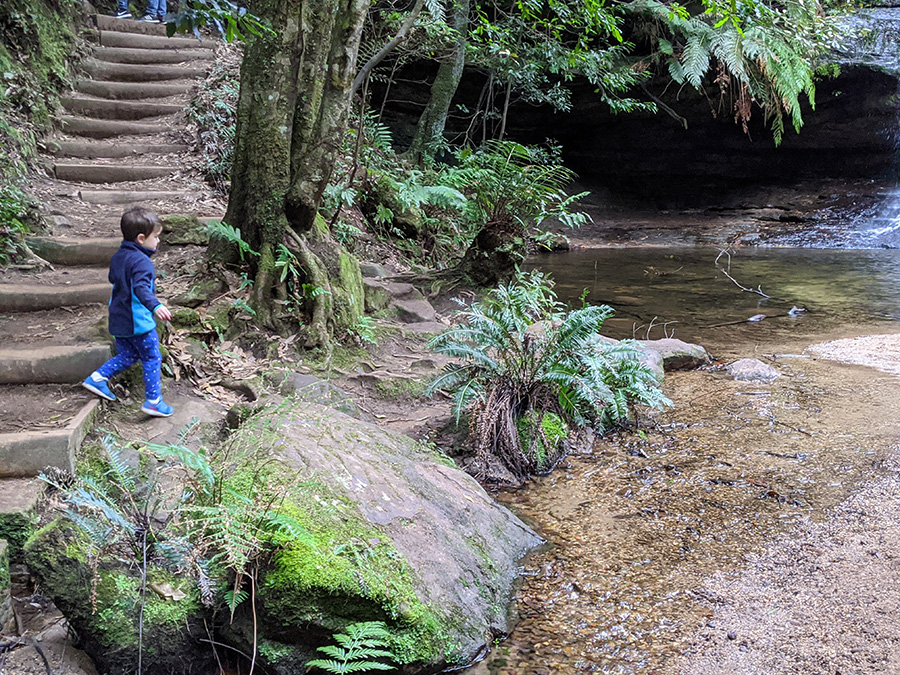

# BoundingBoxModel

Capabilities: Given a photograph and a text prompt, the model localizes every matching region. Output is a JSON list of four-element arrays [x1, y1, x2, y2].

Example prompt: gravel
[[669, 333, 900, 675]]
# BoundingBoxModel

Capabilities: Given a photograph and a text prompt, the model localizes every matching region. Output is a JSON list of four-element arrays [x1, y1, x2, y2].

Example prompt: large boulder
[[362, 279, 437, 323], [225, 401, 541, 671], [639, 338, 710, 370], [25, 521, 213, 675]]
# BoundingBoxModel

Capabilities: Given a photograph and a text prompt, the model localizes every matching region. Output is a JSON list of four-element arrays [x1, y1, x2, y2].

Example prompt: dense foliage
[[427, 271, 671, 477], [0, 0, 83, 261]]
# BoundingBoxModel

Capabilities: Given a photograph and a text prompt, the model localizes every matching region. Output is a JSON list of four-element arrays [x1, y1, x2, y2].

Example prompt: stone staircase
[[0, 14, 221, 580]]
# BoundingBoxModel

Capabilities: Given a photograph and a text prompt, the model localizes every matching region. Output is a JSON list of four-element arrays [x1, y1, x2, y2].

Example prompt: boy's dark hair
[[120, 207, 162, 242]]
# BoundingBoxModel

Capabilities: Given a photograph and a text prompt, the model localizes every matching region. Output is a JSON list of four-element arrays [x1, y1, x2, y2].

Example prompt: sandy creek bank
[[465, 326, 900, 674]]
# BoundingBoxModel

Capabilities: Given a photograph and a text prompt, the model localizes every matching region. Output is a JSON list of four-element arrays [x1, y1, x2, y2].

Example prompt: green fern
[[306, 622, 397, 674], [427, 270, 671, 477], [206, 221, 258, 261]]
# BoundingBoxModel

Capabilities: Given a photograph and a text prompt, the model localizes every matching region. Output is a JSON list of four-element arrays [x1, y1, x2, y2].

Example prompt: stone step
[[0, 399, 99, 478], [99, 30, 215, 51], [25, 237, 120, 265], [91, 46, 214, 64], [0, 345, 112, 385], [58, 116, 169, 139], [54, 163, 178, 183], [81, 59, 206, 82], [61, 96, 182, 121], [75, 79, 195, 100], [47, 139, 190, 159], [0, 478, 42, 557], [0, 283, 110, 312], [94, 13, 168, 36], [78, 190, 192, 204]]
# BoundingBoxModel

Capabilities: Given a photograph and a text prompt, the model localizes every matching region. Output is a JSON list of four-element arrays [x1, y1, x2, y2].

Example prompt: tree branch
[[351, 0, 425, 97]]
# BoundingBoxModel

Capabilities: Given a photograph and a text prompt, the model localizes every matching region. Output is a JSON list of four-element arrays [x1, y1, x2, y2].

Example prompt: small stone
[[359, 263, 389, 278], [727, 358, 780, 384], [727, 631, 737, 640]]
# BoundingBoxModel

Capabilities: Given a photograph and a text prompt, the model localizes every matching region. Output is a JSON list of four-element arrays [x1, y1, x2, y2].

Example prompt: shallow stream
[[464, 246, 900, 674]]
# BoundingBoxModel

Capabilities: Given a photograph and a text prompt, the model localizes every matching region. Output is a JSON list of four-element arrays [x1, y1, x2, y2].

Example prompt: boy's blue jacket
[[108, 240, 161, 337]]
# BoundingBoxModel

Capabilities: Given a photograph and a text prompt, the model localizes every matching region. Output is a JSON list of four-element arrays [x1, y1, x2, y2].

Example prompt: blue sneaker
[[142, 398, 174, 417], [82, 373, 117, 401]]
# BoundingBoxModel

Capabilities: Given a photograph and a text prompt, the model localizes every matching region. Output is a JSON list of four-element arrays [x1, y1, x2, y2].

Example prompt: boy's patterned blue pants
[[96, 329, 162, 401]]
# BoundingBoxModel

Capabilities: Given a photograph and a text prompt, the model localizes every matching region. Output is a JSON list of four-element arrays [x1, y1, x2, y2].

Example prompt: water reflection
[[526, 247, 900, 347]]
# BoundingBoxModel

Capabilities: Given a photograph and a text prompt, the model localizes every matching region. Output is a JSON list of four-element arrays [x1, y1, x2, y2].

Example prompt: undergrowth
[[427, 270, 671, 477], [0, 0, 84, 262]]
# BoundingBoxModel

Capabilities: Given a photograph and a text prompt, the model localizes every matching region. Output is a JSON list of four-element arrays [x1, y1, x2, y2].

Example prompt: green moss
[[224, 413, 457, 665], [0, 509, 37, 560], [517, 411, 568, 470], [328, 250, 364, 333], [161, 215, 210, 245], [0, 539, 10, 592], [25, 520, 210, 671]]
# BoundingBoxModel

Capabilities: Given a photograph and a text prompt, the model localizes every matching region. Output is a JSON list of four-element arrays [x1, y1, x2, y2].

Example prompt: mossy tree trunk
[[224, 0, 369, 344], [284, 0, 369, 234], [406, 0, 470, 165]]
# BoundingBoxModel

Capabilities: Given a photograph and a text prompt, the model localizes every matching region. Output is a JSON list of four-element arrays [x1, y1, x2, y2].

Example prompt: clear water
[[525, 247, 900, 349], [458, 246, 900, 675]]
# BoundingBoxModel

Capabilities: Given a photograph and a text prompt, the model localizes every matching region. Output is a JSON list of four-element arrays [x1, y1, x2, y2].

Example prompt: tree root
[[284, 228, 332, 351], [212, 376, 259, 401]]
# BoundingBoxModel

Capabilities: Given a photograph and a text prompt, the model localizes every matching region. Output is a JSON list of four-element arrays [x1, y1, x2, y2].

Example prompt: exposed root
[[284, 228, 332, 351]]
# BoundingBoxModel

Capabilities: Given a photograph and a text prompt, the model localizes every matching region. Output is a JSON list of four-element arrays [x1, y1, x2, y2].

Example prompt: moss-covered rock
[[24, 521, 214, 675], [0, 539, 11, 631], [222, 400, 541, 671], [172, 277, 226, 308], [161, 215, 210, 246]]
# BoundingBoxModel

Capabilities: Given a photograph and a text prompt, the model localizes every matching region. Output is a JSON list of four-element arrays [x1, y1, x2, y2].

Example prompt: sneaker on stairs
[[82, 372, 117, 402], [115, 10, 132, 18], [142, 397, 174, 418], [139, 14, 157, 22]]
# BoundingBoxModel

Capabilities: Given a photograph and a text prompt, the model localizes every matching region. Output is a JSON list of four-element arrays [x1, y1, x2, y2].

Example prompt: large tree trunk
[[225, 0, 369, 343], [406, 0, 469, 164], [284, 0, 369, 233], [224, 0, 302, 327]]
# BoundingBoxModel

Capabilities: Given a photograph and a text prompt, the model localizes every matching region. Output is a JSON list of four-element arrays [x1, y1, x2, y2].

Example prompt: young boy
[[83, 207, 174, 417]]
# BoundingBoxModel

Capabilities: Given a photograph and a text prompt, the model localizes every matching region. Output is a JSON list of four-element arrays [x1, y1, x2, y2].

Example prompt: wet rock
[[270, 370, 360, 418], [727, 358, 780, 383], [639, 338, 711, 370], [227, 401, 542, 670]]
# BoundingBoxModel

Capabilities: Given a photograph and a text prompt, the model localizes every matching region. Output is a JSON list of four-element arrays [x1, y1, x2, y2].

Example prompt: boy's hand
[[154, 305, 172, 322]]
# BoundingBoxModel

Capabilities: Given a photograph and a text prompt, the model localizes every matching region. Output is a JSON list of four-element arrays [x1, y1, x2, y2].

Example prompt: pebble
[[727, 631, 737, 640]]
